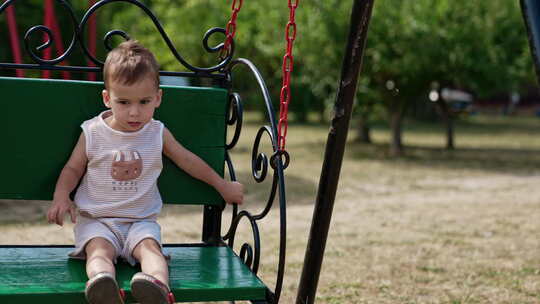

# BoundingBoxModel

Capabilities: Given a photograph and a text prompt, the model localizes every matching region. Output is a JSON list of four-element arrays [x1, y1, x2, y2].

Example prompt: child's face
[[102, 76, 162, 132]]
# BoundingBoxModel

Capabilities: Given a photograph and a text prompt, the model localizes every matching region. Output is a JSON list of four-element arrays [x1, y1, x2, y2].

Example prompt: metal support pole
[[521, 0, 540, 82], [295, 0, 375, 303]]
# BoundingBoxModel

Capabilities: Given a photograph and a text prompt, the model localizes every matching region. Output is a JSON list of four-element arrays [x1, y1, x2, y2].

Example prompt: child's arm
[[163, 128, 244, 205], [47, 133, 88, 226]]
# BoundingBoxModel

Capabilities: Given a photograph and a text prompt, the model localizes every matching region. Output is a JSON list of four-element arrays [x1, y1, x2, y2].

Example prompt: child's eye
[[140, 99, 151, 105], [118, 100, 129, 105]]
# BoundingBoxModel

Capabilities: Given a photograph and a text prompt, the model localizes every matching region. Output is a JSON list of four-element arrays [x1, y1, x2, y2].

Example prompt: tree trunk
[[436, 100, 455, 150], [389, 109, 403, 156], [445, 116, 454, 150], [357, 118, 372, 143]]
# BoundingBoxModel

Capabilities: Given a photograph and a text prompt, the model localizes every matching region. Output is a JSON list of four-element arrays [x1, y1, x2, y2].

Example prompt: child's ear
[[102, 89, 111, 108], [155, 89, 163, 107]]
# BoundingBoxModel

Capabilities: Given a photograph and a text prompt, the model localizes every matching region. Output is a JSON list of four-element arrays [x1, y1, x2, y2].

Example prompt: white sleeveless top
[[74, 111, 164, 219]]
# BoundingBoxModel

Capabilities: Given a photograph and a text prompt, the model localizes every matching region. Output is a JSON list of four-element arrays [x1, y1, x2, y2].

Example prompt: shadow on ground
[[0, 200, 50, 224], [367, 116, 540, 135], [347, 141, 540, 174]]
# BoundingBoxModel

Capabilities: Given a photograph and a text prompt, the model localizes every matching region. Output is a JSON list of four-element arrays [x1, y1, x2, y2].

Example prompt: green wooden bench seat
[[0, 77, 272, 303], [0, 245, 267, 303]]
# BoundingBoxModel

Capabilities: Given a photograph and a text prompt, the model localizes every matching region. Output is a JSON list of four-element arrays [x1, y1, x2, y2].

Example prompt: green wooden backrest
[[0, 77, 226, 205]]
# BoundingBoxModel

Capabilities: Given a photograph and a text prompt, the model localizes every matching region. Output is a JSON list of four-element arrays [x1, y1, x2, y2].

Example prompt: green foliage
[[1, 0, 536, 122], [364, 0, 535, 109]]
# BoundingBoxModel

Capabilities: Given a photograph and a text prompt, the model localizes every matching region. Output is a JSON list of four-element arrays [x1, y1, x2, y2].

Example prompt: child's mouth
[[128, 122, 141, 128]]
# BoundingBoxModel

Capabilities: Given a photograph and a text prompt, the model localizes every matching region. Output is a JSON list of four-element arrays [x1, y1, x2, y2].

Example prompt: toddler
[[46, 40, 244, 304]]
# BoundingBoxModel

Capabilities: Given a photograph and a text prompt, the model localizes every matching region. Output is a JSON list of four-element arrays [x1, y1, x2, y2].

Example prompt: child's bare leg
[[85, 237, 116, 278], [132, 238, 169, 286]]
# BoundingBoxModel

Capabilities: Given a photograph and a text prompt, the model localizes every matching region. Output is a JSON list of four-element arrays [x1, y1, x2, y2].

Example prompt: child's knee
[[85, 237, 116, 260], [134, 238, 161, 256]]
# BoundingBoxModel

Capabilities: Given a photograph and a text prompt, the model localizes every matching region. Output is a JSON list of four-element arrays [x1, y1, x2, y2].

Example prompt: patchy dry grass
[[1, 114, 539, 303]]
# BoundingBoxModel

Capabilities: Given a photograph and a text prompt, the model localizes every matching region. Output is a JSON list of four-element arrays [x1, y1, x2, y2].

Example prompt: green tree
[[8, 0, 533, 148], [363, 0, 535, 155]]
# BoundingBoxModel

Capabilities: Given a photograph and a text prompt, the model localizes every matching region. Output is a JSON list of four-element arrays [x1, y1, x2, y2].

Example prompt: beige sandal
[[85, 272, 125, 304], [130, 272, 175, 304]]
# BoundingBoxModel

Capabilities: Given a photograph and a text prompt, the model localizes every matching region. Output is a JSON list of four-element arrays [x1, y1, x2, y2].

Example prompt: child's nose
[[129, 106, 139, 116]]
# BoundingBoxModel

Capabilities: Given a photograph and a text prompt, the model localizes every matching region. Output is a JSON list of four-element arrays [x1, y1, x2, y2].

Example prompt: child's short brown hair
[[103, 40, 160, 89]]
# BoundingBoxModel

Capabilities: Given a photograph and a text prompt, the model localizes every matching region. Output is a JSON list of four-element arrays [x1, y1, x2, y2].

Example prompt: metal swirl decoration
[[103, 30, 131, 51], [78, 0, 233, 72], [222, 58, 287, 303], [0, 0, 234, 77], [225, 92, 243, 150], [2, 0, 79, 66], [225, 210, 261, 275]]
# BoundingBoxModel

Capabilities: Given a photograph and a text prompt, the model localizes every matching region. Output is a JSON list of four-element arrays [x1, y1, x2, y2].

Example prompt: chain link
[[222, 0, 298, 153], [278, 0, 299, 152], [221, 0, 244, 59]]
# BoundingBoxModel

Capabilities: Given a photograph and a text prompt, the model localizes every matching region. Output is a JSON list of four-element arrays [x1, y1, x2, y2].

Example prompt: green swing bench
[[0, 1, 287, 303]]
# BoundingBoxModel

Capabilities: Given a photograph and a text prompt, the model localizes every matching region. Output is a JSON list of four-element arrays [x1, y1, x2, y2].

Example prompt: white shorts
[[69, 215, 163, 266]]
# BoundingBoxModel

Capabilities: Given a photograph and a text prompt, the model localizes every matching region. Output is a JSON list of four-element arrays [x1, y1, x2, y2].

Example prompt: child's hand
[[218, 181, 244, 205], [47, 196, 77, 226]]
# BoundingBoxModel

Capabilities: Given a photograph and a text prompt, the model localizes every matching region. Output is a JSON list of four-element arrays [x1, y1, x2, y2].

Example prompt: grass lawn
[[1, 114, 539, 303]]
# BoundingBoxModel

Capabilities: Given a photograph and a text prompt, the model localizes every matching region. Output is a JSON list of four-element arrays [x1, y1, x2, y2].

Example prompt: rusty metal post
[[295, 0, 375, 303]]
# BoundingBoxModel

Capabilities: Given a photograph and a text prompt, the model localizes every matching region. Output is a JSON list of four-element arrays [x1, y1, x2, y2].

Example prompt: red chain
[[278, 0, 299, 152], [221, 0, 243, 59], [222, 0, 298, 153]]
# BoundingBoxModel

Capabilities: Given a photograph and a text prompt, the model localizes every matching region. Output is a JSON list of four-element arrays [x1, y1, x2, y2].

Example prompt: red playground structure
[[4, 0, 97, 79]]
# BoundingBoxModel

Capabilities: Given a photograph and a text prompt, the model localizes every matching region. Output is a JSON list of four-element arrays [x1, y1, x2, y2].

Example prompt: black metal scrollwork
[[103, 30, 131, 51], [222, 58, 287, 303], [226, 210, 261, 274], [0, 0, 234, 78], [18, 0, 79, 66], [225, 92, 243, 150]]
